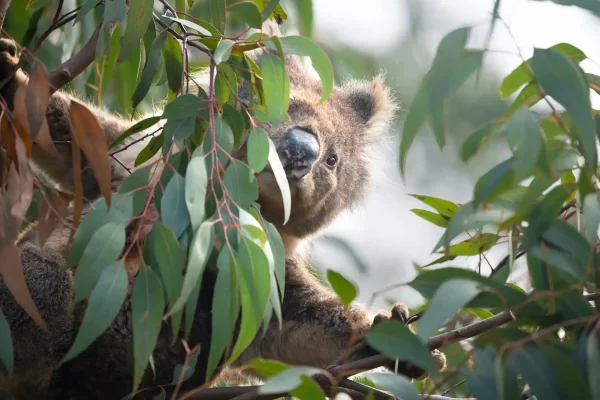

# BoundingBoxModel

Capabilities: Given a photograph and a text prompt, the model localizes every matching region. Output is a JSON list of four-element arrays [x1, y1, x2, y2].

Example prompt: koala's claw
[[367, 302, 447, 381]]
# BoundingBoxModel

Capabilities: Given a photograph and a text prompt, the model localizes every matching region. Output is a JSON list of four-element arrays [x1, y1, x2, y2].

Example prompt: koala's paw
[[0, 38, 22, 109], [368, 302, 447, 380]]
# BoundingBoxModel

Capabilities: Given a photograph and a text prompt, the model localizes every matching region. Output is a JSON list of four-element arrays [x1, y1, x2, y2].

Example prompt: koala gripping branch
[[181, 310, 514, 400]]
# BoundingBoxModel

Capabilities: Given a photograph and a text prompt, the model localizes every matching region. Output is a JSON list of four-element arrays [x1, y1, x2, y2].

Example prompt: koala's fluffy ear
[[342, 73, 398, 142]]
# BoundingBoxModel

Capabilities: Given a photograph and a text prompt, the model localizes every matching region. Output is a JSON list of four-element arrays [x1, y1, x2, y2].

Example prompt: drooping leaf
[[119, 0, 154, 63], [214, 39, 234, 65], [72, 222, 126, 303], [70, 101, 113, 208], [259, 366, 324, 395], [166, 221, 213, 317], [258, 50, 290, 124], [247, 127, 270, 172], [228, 1, 262, 28], [360, 372, 420, 400], [131, 267, 165, 394], [326, 270, 357, 308], [366, 320, 435, 372], [399, 77, 429, 176], [530, 48, 596, 173], [267, 137, 291, 224], [132, 30, 168, 108], [185, 148, 208, 232], [63, 261, 128, 362], [160, 172, 190, 238], [417, 279, 482, 340], [223, 160, 259, 210], [163, 34, 184, 94], [278, 36, 334, 103]]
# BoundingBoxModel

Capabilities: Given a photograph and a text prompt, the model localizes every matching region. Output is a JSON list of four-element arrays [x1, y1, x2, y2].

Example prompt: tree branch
[[48, 23, 101, 94]]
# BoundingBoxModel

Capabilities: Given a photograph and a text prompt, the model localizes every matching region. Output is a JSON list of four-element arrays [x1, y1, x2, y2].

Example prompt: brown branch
[[0, 0, 11, 32], [48, 24, 102, 94]]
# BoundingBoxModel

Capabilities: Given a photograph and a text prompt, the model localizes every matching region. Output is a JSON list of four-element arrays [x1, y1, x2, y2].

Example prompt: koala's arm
[[235, 257, 446, 379]]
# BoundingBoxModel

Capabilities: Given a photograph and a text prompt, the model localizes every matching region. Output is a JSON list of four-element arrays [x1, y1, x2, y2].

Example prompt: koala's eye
[[325, 154, 338, 167]]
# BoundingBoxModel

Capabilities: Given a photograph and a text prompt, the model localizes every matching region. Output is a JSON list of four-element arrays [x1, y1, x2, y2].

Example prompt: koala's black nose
[[277, 128, 320, 180], [0, 39, 17, 58]]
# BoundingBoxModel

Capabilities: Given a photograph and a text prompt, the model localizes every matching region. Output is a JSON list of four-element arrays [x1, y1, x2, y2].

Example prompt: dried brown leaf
[[0, 240, 49, 333], [33, 119, 59, 157], [23, 60, 49, 139], [69, 101, 112, 208]]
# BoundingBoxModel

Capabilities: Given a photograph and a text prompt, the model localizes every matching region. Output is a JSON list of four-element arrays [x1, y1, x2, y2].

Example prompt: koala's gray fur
[[0, 19, 446, 400]]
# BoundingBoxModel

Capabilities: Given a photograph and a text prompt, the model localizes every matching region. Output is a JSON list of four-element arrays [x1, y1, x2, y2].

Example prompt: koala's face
[[237, 55, 397, 243]]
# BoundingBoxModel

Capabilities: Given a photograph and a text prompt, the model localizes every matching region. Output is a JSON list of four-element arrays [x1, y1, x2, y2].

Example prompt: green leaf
[[63, 261, 128, 362], [417, 279, 482, 340], [460, 120, 501, 162], [134, 134, 163, 167], [466, 308, 494, 320], [67, 194, 133, 267], [228, 1, 262, 28], [366, 320, 435, 372], [530, 48, 596, 173], [258, 50, 290, 125], [290, 376, 326, 400], [587, 333, 600, 400], [265, 137, 291, 225], [223, 104, 246, 148], [444, 233, 498, 256], [223, 160, 259, 210], [160, 172, 190, 238], [409, 194, 459, 218], [291, 0, 313, 37], [247, 127, 270, 172], [162, 94, 205, 119], [506, 345, 566, 400], [361, 372, 420, 400], [119, 0, 154, 63], [131, 267, 165, 394], [505, 109, 543, 180], [259, 366, 323, 395], [108, 117, 161, 151], [166, 220, 213, 317], [132, 30, 168, 109], [185, 149, 208, 232], [499, 42, 587, 99], [399, 77, 429, 177], [72, 222, 126, 303], [428, 27, 472, 148], [163, 34, 183, 94], [227, 237, 271, 364], [148, 223, 185, 313], [206, 247, 239, 381], [214, 39, 234, 65], [410, 209, 449, 228], [505, 82, 542, 118], [0, 312, 13, 375], [118, 166, 151, 216], [163, 116, 196, 153], [208, 0, 227, 33], [162, 16, 213, 35], [473, 157, 515, 210], [326, 270, 357, 308], [522, 185, 570, 250], [278, 36, 334, 103], [582, 193, 600, 244]]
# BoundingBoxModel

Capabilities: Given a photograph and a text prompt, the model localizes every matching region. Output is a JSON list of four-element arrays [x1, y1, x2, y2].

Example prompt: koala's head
[[233, 22, 398, 247]]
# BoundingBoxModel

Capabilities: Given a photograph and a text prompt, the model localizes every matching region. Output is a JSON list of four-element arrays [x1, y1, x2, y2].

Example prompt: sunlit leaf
[[326, 269, 357, 308]]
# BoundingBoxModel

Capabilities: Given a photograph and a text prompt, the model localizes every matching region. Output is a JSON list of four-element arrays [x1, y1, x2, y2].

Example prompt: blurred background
[[6, 0, 599, 310], [297, 0, 600, 310]]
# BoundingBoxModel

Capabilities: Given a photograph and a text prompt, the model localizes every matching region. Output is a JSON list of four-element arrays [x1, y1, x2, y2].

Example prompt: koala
[[0, 20, 446, 400]]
